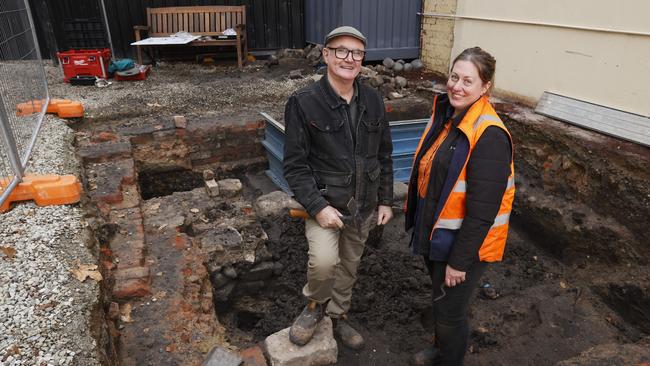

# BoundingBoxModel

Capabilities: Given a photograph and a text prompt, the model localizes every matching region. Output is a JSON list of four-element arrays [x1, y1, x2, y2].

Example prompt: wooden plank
[[220, 12, 226, 32], [162, 12, 167, 33], [535, 92, 650, 147]]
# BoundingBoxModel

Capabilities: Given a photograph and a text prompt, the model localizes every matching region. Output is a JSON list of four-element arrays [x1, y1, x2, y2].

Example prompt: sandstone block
[[218, 179, 243, 197], [206, 179, 220, 197], [265, 317, 337, 366], [202, 345, 242, 366], [254, 191, 304, 219], [173, 115, 187, 129]]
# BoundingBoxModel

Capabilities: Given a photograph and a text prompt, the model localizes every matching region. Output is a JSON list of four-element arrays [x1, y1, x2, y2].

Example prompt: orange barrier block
[[16, 99, 84, 118], [1, 174, 82, 213]]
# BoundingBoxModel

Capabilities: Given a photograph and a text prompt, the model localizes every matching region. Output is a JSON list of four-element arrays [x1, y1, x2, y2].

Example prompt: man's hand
[[376, 205, 393, 226], [315, 205, 344, 229], [445, 265, 466, 287]]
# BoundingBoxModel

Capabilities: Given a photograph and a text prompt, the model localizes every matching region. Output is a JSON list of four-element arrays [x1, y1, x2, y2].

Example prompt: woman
[[405, 47, 515, 365]]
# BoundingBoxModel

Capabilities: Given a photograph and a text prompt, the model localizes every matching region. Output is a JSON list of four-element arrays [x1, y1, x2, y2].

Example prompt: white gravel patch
[[0, 117, 100, 366]]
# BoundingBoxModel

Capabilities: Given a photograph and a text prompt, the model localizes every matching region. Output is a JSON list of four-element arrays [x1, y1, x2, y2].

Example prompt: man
[[283, 26, 394, 349]]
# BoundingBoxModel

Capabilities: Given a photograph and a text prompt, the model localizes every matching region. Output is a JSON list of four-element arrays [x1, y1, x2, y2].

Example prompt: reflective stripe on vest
[[451, 176, 515, 194], [433, 212, 511, 231]]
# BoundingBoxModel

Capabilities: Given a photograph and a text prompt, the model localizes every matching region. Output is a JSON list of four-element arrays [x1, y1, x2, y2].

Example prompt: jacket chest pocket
[[308, 119, 346, 157], [361, 119, 382, 157]]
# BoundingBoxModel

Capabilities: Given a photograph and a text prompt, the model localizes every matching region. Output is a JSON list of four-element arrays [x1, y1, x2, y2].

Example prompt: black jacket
[[283, 75, 393, 217], [407, 94, 511, 271]]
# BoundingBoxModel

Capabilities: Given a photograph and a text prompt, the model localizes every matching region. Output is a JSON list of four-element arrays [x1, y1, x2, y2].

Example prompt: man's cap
[[324, 26, 366, 46]]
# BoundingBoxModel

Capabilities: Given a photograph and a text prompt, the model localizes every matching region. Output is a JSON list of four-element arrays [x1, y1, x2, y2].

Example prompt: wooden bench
[[134, 5, 248, 70]]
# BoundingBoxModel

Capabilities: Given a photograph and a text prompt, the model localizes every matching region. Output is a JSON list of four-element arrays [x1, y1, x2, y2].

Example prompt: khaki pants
[[302, 214, 373, 318]]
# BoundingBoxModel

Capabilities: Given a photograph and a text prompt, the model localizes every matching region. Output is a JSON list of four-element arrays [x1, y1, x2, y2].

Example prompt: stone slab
[[265, 317, 337, 366], [202, 346, 242, 366]]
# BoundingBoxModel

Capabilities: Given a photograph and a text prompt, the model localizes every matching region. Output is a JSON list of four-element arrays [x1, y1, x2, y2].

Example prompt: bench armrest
[[134, 25, 150, 31]]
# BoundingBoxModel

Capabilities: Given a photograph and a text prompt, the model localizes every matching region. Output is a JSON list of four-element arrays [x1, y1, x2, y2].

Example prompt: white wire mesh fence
[[0, 0, 49, 207]]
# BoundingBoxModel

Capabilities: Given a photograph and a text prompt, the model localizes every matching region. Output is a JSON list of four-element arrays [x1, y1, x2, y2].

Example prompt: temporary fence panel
[[0, 0, 49, 207], [260, 112, 427, 195], [304, 0, 422, 61]]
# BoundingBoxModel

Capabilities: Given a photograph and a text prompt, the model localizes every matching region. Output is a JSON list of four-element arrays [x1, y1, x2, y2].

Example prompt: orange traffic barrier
[[0, 174, 82, 213], [16, 99, 84, 118]]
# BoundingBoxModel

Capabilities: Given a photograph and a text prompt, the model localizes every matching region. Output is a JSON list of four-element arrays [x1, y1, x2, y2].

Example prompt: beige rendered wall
[[422, 0, 650, 116]]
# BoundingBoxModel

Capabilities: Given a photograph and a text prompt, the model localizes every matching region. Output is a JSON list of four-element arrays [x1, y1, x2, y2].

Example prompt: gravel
[[0, 117, 100, 366]]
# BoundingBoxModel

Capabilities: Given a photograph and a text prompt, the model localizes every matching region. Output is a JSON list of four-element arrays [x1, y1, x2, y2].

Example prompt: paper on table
[[131, 31, 200, 46]]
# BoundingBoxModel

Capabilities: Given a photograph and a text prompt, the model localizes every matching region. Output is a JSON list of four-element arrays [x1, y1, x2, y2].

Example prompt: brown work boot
[[411, 347, 439, 366], [333, 314, 365, 350], [289, 301, 324, 346]]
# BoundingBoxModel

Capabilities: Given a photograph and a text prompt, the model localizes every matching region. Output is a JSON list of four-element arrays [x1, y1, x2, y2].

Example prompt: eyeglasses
[[326, 47, 366, 61]]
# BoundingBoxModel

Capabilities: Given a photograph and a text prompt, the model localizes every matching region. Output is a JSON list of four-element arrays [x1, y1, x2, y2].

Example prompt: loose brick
[[114, 277, 150, 299]]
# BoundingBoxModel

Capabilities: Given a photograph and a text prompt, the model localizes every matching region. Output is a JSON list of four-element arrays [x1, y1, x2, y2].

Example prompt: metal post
[[21, 0, 49, 168], [0, 96, 24, 178], [99, 0, 115, 58]]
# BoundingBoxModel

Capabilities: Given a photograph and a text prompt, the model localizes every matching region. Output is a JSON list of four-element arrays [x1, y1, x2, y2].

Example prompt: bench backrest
[[146, 6, 246, 36]]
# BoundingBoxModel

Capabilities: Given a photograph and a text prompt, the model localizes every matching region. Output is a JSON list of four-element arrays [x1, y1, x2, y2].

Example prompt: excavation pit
[[66, 61, 650, 366]]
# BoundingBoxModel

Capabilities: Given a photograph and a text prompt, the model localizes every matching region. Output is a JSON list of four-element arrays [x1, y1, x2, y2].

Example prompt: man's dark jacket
[[283, 75, 393, 217]]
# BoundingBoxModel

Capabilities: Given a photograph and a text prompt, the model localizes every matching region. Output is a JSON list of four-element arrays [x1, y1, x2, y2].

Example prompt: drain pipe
[[418, 12, 650, 37]]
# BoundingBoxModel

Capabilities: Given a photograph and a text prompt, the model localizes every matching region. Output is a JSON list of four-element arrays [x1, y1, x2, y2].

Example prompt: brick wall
[[420, 0, 457, 74]]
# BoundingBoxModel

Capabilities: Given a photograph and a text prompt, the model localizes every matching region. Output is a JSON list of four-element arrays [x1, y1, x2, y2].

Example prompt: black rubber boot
[[333, 314, 365, 350], [289, 301, 324, 346]]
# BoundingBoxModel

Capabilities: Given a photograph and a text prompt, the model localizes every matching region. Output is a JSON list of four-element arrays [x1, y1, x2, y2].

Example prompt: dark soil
[[223, 172, 650, 366]]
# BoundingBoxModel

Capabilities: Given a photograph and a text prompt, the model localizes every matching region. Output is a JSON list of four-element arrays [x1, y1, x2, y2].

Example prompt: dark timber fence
[[29, 0, 305, 59]]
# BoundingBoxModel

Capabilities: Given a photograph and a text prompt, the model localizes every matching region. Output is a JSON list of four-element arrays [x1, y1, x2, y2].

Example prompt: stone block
[[202, 226, 242, 249], [173, 115, 187, 129], [254, 191, 296, 219], [265, 317, 337, 366], [206, 179, 220, 197], [78, 141, 132, 163], [86, 159, 136, 205], [240, 345, 268, 366], [241, 262, 275, 281], [214, 282, 236, 305], [218, 179, 243, 197], [202, 346, 243, 366]]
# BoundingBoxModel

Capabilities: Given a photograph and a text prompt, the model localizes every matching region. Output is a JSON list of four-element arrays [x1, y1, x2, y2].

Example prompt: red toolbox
[[57, 49, 111, 82]]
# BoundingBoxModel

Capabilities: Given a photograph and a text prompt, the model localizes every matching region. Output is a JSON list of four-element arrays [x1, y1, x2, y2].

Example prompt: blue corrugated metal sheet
[[260, 112, 427, 194], [304, 0, 422, 61]]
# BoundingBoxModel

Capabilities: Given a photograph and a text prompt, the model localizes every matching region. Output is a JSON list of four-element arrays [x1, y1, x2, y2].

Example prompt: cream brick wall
[[420, 0, 457, 74]]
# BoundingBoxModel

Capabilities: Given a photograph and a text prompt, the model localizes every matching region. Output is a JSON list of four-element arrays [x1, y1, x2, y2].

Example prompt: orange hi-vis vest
[[411, 95, 515, 262]]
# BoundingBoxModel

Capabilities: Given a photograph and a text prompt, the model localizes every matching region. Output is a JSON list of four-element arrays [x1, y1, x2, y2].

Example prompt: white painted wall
[[448, 0, 650, 116]]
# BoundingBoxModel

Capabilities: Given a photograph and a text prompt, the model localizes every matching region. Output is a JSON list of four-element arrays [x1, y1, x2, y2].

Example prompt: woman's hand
[[445, 265, 466, 287]]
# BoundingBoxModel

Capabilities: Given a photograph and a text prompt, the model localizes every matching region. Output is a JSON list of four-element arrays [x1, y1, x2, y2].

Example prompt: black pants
[[424, 259, 487, 366]]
